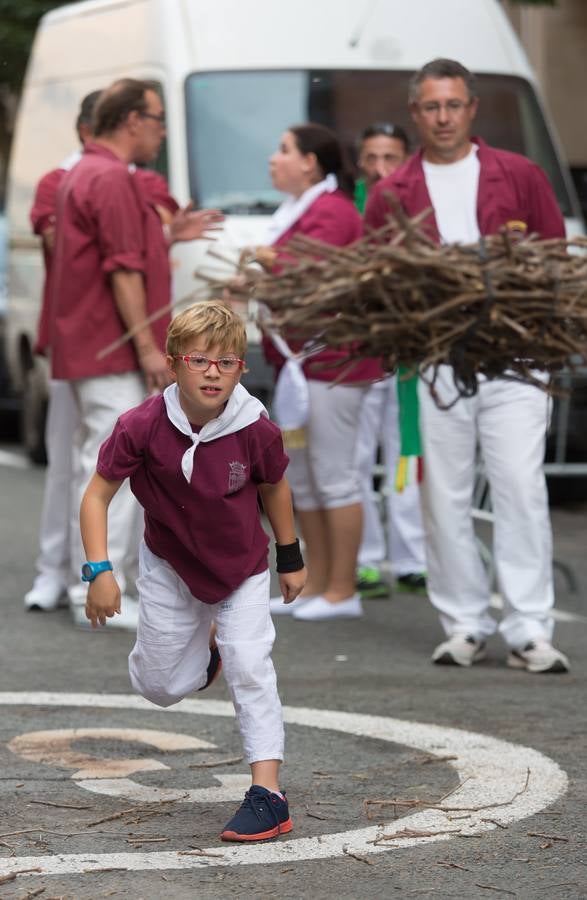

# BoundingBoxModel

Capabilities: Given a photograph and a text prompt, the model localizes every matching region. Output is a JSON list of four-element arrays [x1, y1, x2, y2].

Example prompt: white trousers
[[418, 366, 554, 648], [129, 543, 283, 764], [286, 380, 366, 511], [68, 372, 146, 601], [34, 380, 79, 587], [356, 378, 426, 575]]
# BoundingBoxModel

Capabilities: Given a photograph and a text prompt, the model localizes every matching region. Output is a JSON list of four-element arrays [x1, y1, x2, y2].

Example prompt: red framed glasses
[[174, 354, 245, 374]]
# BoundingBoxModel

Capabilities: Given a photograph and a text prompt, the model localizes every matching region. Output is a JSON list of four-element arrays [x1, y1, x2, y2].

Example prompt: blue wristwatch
[[81, 560, 113, 582]]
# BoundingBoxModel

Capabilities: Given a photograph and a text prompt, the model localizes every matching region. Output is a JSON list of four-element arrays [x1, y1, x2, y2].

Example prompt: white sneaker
[[269, 594, 315, 616], [292, 593, 363, 621], [432, 634, 486, 667], [70, 595, 140, 632], [24, 575, 67, 611], [507, 640, 570, 674]]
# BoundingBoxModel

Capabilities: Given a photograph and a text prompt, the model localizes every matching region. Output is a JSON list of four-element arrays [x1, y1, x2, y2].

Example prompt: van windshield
[[185, 70, 576, 218]]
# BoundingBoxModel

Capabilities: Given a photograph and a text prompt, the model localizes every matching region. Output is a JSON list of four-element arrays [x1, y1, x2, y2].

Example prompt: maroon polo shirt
[[97, 394, 289, 603], [365, 137, 565, 240], [263, 190, 384, 384], [50, 143, 171, 380]]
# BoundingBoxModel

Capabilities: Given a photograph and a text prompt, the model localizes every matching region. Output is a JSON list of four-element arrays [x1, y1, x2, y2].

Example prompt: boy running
[[80, 300, 306, 841]]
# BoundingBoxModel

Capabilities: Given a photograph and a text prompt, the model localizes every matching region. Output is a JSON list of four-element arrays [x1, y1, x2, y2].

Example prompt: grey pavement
[[0, 452, 586, 899]]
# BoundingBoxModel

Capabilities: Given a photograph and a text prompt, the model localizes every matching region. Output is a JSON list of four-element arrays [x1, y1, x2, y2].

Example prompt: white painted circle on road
[[0, 692, 567, 878]]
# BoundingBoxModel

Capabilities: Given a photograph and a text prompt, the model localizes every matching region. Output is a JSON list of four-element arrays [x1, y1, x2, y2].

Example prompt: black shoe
[[221, 785, 293, 842], [395, 573, 427, 595], [356, 566, 390, 599], [197, 645, 222, 691]]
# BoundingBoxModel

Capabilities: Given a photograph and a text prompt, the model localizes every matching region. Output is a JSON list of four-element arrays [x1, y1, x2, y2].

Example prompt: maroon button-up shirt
[[50, 143, 171, 380], [365, 137, 565, 241]]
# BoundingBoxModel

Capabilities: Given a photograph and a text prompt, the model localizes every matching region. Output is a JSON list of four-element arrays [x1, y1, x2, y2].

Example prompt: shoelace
[[241, 790, 281, 828]]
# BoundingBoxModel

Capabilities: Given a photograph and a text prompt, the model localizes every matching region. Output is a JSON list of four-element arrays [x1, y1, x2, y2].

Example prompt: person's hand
[[278, 567, 307, 604], [238, 245, 277, 271], [170, 202, 224, 243], [85, 572, 122, 628], [137, 346, 172, 393]]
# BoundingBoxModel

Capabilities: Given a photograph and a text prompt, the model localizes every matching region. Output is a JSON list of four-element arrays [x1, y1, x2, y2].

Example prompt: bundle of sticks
[[229, 204, 587, 398]]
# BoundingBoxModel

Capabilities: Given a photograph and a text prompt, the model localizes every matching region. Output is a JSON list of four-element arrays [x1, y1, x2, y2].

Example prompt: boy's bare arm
[[258, 478, 306, 603], [80, 472, 124, 628]]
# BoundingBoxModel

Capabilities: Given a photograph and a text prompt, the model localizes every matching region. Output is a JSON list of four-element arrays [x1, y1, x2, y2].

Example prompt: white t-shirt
[[423, 145, 481, 244]]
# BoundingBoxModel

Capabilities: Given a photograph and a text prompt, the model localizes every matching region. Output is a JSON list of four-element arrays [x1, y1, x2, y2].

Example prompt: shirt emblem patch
[[228, 461, 247, 492]]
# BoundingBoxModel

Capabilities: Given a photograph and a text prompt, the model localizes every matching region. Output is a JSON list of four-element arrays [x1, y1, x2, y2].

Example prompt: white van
[[4, 0, 584, 460]]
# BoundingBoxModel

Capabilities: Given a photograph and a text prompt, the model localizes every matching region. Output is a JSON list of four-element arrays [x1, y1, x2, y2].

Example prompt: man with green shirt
[[354, 122, 410, 213], [354, 122, 428, 601]]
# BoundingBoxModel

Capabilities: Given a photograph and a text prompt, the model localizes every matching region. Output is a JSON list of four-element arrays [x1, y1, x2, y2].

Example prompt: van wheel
[[22, 363, 48, 465]]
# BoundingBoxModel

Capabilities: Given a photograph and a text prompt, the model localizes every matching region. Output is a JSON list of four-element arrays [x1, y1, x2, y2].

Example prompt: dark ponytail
[[289, 123, 355, 197]]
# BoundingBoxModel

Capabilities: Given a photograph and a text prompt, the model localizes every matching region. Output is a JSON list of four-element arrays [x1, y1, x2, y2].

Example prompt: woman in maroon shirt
[[261, 123, 380, 622]]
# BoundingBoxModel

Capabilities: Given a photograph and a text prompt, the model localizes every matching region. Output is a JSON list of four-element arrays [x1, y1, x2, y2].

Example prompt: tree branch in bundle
[[221, 211, 587, 406]]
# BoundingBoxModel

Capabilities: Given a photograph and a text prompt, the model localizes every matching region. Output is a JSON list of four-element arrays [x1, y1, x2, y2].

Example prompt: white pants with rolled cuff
[[129, 542, 284, 764], [418, 366, 554, 649], [355, 378, 426, 576]]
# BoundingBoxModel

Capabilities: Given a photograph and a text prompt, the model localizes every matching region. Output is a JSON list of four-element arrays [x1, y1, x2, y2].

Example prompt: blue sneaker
[[220, 785, 293, 842]]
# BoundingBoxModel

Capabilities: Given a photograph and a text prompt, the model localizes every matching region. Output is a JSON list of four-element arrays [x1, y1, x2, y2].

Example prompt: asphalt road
[[0, 446, 586, 899]]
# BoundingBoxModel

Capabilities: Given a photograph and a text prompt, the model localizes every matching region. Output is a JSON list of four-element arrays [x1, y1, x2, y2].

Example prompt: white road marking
[[8, 725, 250, 802], [78, 772, 251, 804], [8, 727, 216, 779], [0, 692, 568, 878], [0, 449, 30, 469], [490, 592, 587, 625]]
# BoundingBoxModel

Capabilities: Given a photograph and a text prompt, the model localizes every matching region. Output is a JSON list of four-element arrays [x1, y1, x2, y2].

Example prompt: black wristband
[[275, 539, 304, 573]]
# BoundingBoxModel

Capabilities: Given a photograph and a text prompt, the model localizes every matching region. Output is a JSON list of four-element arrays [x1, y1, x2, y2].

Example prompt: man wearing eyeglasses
[[365, 58, 569, 674], [49, 77, 223, 629]]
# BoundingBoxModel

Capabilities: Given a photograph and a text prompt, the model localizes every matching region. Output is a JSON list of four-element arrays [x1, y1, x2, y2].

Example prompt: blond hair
[[166, 300, 247, 358]]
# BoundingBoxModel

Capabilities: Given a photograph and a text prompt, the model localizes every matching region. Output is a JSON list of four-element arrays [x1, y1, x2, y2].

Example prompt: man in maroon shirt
[[366, 58, 569, 674], [24, 91, 102, 615], [25, 90, 184, 619], [50, 78, 222, 628]]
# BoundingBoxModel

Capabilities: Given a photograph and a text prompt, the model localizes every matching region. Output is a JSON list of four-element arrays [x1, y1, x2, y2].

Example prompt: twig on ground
[[29, 800, 93, 810], [126, 837, 169, 844], [342, 847, 375, 865], [304, 805, 331, 821], [369, 827, 461, 845], [474, 883, 516, 896], [527, 831, 569, 842], [188, 756, 243, 769], [0, 868, 43, 885], [86, 797, 183, 828]]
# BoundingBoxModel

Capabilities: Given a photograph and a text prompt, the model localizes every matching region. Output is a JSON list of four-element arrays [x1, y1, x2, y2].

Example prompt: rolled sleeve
[[95, 168, 146, 274]]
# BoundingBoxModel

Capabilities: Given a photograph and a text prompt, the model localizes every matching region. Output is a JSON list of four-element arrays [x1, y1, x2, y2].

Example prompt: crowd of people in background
[[24, 60, 570, 677]]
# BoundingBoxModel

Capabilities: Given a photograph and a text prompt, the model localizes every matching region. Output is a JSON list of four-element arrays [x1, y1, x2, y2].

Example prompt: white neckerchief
[[163, 382, 267, 483], [265, 173, 338, 245]]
